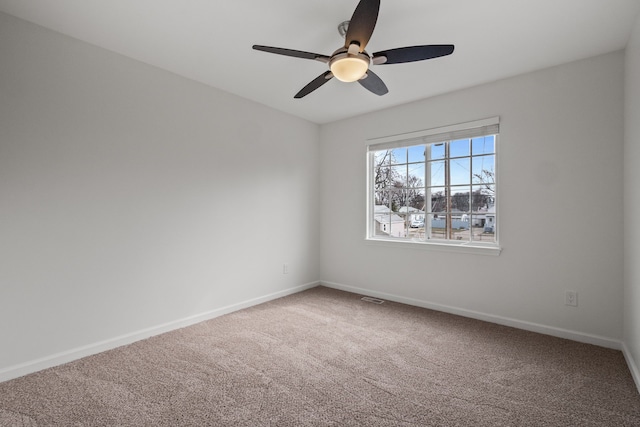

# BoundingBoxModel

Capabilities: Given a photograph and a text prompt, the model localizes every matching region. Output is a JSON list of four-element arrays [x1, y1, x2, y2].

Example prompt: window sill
[[365, 237, 502, 256]]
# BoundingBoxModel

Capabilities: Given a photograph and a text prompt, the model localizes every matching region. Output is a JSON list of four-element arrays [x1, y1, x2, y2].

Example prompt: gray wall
[[0, 12, 320, 377], [624, 12, 640, 387], [319, 51, 625, 345]]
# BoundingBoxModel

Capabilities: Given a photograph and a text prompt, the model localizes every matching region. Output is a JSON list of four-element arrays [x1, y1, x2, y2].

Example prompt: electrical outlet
[[565, 290, 578, 307], [283, 264, 289, 274]]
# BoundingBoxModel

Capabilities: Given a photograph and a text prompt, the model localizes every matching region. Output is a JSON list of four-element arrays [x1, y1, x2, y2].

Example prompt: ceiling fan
[[252, 0, 454, 99]]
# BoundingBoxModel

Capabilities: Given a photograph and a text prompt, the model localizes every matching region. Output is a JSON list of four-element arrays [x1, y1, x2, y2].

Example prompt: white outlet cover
[[565, 291, 578, 307]]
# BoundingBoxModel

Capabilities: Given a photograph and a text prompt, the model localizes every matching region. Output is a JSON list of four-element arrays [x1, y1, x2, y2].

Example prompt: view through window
[[368, 119, 499, 247]]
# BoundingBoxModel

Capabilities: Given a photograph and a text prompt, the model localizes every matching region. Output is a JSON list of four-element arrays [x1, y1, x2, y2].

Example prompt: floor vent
[[361, 296, 385, 304]]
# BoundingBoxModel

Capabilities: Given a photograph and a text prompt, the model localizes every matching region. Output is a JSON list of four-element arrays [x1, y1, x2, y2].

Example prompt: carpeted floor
[[1, 286, 639, 426]]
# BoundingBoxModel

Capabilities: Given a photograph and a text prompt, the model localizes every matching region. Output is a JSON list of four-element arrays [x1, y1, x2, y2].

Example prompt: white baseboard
[[321, 281, 623, 350], [622, 342, 640, 393], [4, 280, 633, 391], [0, 281, 319, 384]]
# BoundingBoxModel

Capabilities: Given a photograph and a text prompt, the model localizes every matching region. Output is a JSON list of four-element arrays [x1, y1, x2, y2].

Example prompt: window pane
[[450, 158, 470, 186], [374, 191, 389, 207], [374, 213, 391, 237], [471, 186, 492, 213], [373, 149, 393, 190], [429, 188, 446, 213], [451, 221, 470, 240], [391, 147, 407, 164], [374, 166, 393, 189], [470, 183, 496, 243], [388, 185, 404, 212], [472, 155, 495, 184], [470, 212, 497, 243], [407, 163, 425, 187], [485, 184, 496, 200], [407, 188, 425, 211], [450, 139, 470, 157], [472, 135, 495, 155], [430, 143, 445, 160], [408, 145, 425, 163], [391, 164, 407, 185], [374, 150, 391, 166], [471, 227, 496, 243], [395, 190, 410, 214], [427, 213, 447, 240], [373, 204, 408, 238], [429, 160, 445, 187], [451, 186, 470, 213], [408, 215, 426, 241], [374, 211, 406, 238], [469, 214, 486, 239]]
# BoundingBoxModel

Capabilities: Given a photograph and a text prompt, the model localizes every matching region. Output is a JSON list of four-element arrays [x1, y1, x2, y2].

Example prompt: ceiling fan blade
[[358, 69, 388, 96], [345, 0, 380, 51], [373, 45, 455, 65], [253, 45, 330, 63], [294, 71, 334, 99]]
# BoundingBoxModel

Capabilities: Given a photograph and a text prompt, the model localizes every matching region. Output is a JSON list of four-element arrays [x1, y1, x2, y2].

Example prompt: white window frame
[[366, 117, 501, 256]]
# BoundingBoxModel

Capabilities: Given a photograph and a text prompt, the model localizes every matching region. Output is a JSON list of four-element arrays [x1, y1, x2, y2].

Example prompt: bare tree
[[373, 150, 424, 212], [373, 151, 396, 207], [451, 192, 470, 212], [473, 169, 495, 195], [472, 168, 496, 210]]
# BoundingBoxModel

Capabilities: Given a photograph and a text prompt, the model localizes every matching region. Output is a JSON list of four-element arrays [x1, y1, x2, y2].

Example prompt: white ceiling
[[1, 0, 639, 124]]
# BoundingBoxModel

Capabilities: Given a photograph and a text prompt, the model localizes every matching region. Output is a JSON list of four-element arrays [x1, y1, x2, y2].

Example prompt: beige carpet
[[0, 286, 639, 426]]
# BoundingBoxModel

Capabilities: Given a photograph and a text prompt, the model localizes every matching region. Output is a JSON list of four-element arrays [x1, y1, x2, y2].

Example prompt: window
[[367, 117, 500, 252]]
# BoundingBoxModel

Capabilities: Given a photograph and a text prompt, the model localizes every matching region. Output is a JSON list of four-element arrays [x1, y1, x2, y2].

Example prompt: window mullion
[[445, 141, 452, 240], [425, 145, 432, 240]]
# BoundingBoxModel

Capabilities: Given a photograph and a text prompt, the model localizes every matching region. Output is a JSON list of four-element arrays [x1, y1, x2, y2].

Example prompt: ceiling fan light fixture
[[329, 53, 370, 82], [253, 0, 454, 98]]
